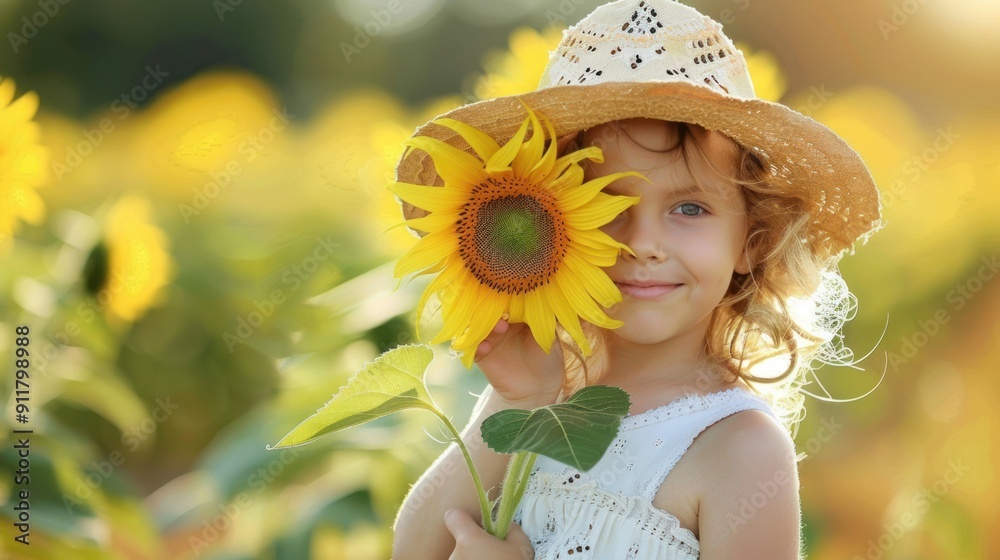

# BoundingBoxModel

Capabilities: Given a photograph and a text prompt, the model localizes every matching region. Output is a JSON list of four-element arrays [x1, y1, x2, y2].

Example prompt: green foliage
[[481, 385, 631, 471], [270, 344, 438, 448]]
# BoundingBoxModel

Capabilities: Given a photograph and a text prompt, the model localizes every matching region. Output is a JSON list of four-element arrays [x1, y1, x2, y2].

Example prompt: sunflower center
[[457, 177, 568, 294], [489, 204, 541, 256]]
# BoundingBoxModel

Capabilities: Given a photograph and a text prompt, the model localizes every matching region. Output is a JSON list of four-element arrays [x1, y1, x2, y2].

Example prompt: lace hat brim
[[395, 80, 884, 264]]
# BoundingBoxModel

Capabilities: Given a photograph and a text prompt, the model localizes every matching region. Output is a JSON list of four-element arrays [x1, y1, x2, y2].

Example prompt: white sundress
[[512, 387, 784, 559]]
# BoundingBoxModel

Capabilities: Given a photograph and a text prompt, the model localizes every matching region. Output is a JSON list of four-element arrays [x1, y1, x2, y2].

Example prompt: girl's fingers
[[477, 320, 510, 358], [443, 508, 475, 541], [506, 523, 535, 559], [474, 340, 492, 360]]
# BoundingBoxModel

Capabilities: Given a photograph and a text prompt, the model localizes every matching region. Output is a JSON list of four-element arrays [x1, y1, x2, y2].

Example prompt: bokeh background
[[1, 0, 998, 558]]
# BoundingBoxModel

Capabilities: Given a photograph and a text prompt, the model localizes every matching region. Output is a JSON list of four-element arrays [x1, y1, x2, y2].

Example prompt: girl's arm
[[391, 386, 554, 560], [393, 319, 565, 559], [696, 411, 804, 560]]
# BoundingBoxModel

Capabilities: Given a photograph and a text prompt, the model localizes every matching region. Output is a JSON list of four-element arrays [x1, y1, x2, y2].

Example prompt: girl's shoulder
[[683, 381, 794, 465], [683, 405, 802, 550], [650, 390, 798, 539]]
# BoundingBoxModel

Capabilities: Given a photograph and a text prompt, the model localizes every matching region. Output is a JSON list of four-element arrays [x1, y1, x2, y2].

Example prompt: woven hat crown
[[539, 0, 755, 99]]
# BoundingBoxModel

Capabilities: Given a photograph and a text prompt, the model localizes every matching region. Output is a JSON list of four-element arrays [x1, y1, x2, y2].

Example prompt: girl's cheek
[[599, 218, 622, 237]]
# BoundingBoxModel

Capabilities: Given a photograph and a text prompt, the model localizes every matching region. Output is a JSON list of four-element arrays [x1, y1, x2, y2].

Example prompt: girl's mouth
[[614, 282, 682, 299]]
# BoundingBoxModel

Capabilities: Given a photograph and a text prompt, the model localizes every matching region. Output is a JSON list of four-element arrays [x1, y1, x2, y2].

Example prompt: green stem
[[493, 451, 538, 540], [436, 412, 494, 535]]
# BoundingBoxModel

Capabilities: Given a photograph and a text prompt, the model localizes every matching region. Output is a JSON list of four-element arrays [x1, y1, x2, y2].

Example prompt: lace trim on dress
[[620, 386, 769, 430], [522, 470, 701, 554]]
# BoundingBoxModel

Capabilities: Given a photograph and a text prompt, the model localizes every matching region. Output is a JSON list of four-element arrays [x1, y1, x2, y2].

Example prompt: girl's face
[[584, 118, 750, 347]]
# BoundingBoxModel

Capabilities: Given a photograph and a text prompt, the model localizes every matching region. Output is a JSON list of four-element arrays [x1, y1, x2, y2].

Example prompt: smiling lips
[[614, 281, 682, 299]]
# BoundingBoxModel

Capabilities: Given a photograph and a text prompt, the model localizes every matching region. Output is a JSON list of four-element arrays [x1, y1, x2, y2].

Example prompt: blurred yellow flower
[[124, 72, 289, 200], [798, 86, 923, 198], [0, 78, 48, 250], [300, 91, 467, 257], [473, 26, 565, 100], [96, 196, 175, 323], [735, 42, 788, 102]]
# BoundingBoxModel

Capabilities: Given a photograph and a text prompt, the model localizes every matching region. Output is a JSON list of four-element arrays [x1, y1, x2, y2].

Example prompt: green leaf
[[269, 344, 438, 448], [480, 386, 631, 472]]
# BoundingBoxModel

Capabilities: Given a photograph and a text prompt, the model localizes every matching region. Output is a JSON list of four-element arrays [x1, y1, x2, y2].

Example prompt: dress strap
[[637, 390, 781, 502]]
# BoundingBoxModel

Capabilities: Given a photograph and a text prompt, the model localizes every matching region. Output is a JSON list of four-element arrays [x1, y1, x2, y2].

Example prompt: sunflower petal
[[508, 293, 526, 324], [563, 251, 623, 308], [403, 137, 487, 187], [433, 272, 485, 344], [553, 267, 623, 329], [431, 117, 501, 162], [566, 243, 618, 267], [486, 117, 530, 172], [523, 289, 556, 353], [557, 171, 648, 212], [565, 193, 640, 231], [544, 282, 591, 355], [568, 231, 633, 267], [550, 146, 603, 180], [7, 91, 40, 123], [402, 211, 459, 235], [414, 258, 465, 341], [453, 290, 509, 359], [388, 182, 466, 214], [0, 79, 15, 107], [512, 105, 544, 177], [525, 112, 559, 185], [572, 228, 636, 258], [545, 163, 584, 195], [393, 228, 458, 278]]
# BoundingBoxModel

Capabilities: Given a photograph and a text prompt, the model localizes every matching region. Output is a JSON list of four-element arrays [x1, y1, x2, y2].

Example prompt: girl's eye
[[673, 203, 706, 217]]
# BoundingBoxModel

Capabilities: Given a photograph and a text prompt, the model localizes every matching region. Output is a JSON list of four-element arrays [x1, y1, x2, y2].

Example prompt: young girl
[[392, 1, 883, 558]]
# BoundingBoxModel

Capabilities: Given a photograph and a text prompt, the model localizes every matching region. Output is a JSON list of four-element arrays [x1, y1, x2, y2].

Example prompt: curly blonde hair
[[553, 119, 863, 448]]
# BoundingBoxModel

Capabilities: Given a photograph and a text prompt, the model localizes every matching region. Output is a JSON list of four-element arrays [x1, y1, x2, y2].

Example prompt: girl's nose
[[620, 216, 669, 263]]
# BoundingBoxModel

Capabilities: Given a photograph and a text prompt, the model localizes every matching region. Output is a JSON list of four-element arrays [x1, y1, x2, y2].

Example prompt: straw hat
[[394, 0, 884, 262]]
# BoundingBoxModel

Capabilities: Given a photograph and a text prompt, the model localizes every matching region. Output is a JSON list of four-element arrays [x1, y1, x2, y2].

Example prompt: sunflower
[[0, 78, 48, 251], [735, 42, 788, 103], [87, 196, 175, 324], [390, 104, 645, 368], [473, 26, 565, 100]]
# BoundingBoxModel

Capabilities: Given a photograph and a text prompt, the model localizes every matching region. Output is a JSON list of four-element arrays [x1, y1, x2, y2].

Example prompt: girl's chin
[[607, 323, 676, 344]]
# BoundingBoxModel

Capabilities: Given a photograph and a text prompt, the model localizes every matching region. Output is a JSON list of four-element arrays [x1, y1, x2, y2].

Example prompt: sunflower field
[[1, 1, 999, 559]]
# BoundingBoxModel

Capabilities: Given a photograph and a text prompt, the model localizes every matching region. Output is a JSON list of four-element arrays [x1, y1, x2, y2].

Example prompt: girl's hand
[[473, 319, 565, 407], [444, 508, 535, 560]]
